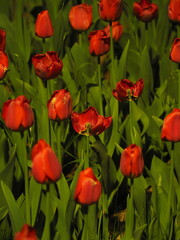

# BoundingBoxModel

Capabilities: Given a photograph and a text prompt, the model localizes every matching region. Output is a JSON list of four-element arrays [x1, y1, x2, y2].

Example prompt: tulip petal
[[32, 153, 47, 183]]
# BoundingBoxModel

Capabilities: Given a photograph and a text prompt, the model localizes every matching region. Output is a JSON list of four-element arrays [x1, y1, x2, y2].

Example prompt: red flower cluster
[[112, 79, 144, 102], [168, 0, 180, 22], [71, 106, 112, 136], [14, 224, 37, 240], [31, 139, 62, 183], [2, 96, 34, 131], [74, 168, 102, 205], [170, 38, 180, 63], [99, 0, 123, 22]]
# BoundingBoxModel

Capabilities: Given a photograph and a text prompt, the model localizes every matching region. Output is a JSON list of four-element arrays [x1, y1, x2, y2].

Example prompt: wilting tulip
[[99, 0, 122, 22], [35, 10, 54, 38], [103, 21, 123, 42], [168, 0, 180, 22], [170, 38, 180, 63], [14, 224, 37, 240], [0, 50, 8, 80], [88, 30, 110, 56], [32, 51, 63, 80], [2, 96, 34, 131], [120, 144, 144, 178], [69, 4, 92, 31], [0, 29, 6, 50], [74, 168, 102, 205], [112, 79, 144, 102], [47, 89, 72, 121], [161, 109, 180, 142], [71, 106, 112, 136], [31, 139, 62, 183], [133, 0, 158, 22]]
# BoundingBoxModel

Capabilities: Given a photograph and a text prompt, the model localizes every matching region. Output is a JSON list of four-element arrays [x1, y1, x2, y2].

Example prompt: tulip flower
[[47, 89, 72, 121], [2, 96, 34, 131], [35, 10, 54, 38], [112, 79, 144, 102], [88, 30, 110, 56], [120, 144, 144, 178], [168, 0, 180, 22], [74, 168, 102, 205], [32, 51, 63, 80], [161, 109, 180, 142], [69, 4, 92, 31], [103, 21, 123, 42], [71, 106, 112, 136], [31, 139, 62, 183], [0, 29, 6, 50], [99, 0, 123, 22], [14, 224, 37, 240], [133, 0, 158, 23], [0, 50, 8, 80], [170, 38, 180, 63]]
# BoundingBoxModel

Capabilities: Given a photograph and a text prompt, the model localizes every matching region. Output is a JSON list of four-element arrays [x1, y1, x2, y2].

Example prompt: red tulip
[[88, 30, 110, 56], [168, 0, 180, 22], [31, 139, 62, 183], [133, 0, 158, 22], [99, 0, 122, 22], [47, 89, 72, 121], [170, 38, 180, 63], [14, 224, 37, 240], [112, 79, 144, 102], [0, 50, 8, 80], [0, 29, 6, 50], [69, 4, 92, 31], [2, 96, 34, 131], [161, 109, 180, 142], [32, 51, 63, 80], [74, 168, 102, 205], [120, 144, 144, 178], [35, 10, 54, 38], [103, 21, 123, 42], [71, 106, 112, 136]]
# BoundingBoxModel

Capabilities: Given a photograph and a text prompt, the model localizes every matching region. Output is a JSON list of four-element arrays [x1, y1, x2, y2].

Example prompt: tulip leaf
[[117, 40, 130, 79]]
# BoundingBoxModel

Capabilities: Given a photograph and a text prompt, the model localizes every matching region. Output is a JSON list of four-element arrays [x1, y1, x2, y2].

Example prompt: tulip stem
[[178, 70, 180, 108], [129, 94, 134, 143], [110, 21, 116, 87], [84, 136, 90, 168], [42, 184, 51, 240], [98, 56, 103, 116]]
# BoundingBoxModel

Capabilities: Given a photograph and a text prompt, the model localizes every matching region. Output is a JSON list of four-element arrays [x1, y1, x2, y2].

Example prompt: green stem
[[42, 184, 51, 240], [84, 136, 89, 168], [126, 178, 134, 240], [129, 95, 134, 143], [97, 56, 103, 116], [110, 21, 116, 87], [178, 70, 180, 108]]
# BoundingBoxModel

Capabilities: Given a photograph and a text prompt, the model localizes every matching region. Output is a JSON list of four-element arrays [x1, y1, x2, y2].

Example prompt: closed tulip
[[103, 21, 123, 42], [32, 51, 63, 80], [47, 89, 72, 121], [99, 0, 122, 22], [112, 79, 144, 102], [35, 10, 54, 38], [88, 30, 110, 56], [0, 50, 8, 80], [74, 168, 102, 205], [2, 96, 34, 131], [168, 0, 180, 22], [0, 29, 6, 50], [133, 0, 158, 22], [170, 38, 180, 63], [71, 106, 112, 136], [120, 144, 144, 178], [161, 109, 180, 142], [31, 139, 62, 183], [14, 224, 37, 240], [69, 4, 92, 31]]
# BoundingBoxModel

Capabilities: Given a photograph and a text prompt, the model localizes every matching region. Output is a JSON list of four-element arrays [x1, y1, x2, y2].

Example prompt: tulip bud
[[14, 224, 37, 240], [0, 29, 6, 50], [0, 50, 8, 80], [120, 144, 144, 178], [35, 10, 54, 38], [31, 139, 62, 183], [99, 0, 122, 22], [32, 51, 63, 80], [103, 21, 123, 42], [2, 96, 34, 131], [161, 108, 180, 142], [88, 30, 110, 56], [133, 0, 158, 23], [170, 38, 180, 63], [112, 79, 144, 102], [74, 168, 102, 205], [71, 106, 112, 136], [168, 0, 180, 22], [47, 89, 72, 121], [69, 4, 92, 31]]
